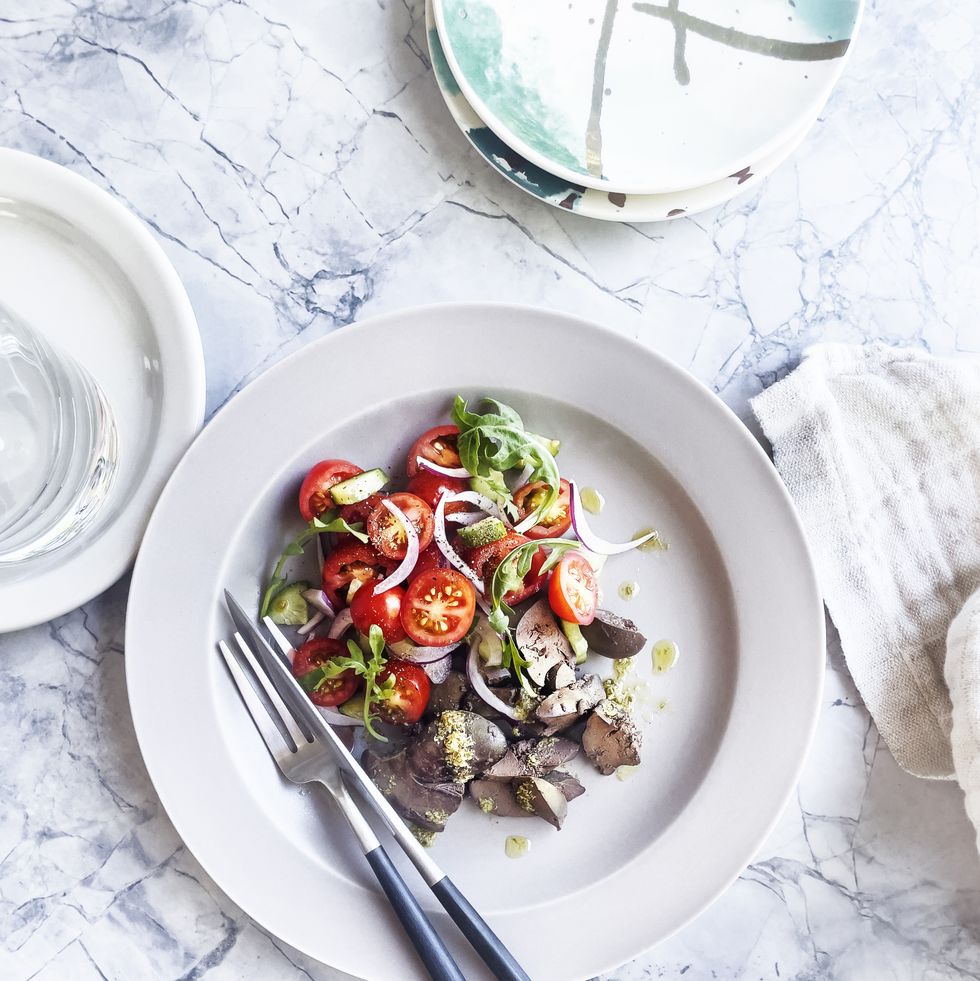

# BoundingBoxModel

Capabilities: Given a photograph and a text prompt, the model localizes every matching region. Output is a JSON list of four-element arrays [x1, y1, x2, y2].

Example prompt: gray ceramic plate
[[127, 304, 824, 979]]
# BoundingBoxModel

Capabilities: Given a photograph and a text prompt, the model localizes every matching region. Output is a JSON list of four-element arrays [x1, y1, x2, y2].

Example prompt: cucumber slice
[[268, 581, 310, 626], [457, 517, 507, 549], [339, 693, 366, 719], [329, 468, 389, 506]]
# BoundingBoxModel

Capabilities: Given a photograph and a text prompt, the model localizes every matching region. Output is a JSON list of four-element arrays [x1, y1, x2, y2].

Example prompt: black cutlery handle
[[431, 876, 531, 981], [365, 847, 465, 981]]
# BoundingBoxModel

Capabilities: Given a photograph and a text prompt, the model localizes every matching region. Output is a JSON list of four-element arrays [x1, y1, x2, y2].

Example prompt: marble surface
[[1, 0, 979, 978]]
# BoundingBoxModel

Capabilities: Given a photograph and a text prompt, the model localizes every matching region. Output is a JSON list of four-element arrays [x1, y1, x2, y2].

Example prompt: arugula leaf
[[488, 538, 580, 612], [316, 515, 368, 543], [488, 604, 510, 635], [368, 624, 386, 660], [485, 537, 585, 695], [452, 395, 561, 526], [259, 512, 369, 617], [346, 639, 368, 666]]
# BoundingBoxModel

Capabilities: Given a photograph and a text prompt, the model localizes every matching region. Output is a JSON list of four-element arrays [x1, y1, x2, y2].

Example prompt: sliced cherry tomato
[[469, 532, 546, 605], [299, 459, 361, 521], [321, 542, 391, 605], [406, 425, 461, 478], [376, 659, 430, 725], [406, 472, 469, 513], [401, 569, 476, 646], [337, 493, 385, 542], [367, 492, 434, 560], [548, 551, 598, 625], [513, 478, 572, 539], [408, 544, 446, 583], [291, 637, 358, 707], [350, 584, 406, 643]]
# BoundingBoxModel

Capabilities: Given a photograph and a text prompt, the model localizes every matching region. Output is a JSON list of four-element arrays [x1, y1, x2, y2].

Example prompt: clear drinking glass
[[0, 302, 118, 565]]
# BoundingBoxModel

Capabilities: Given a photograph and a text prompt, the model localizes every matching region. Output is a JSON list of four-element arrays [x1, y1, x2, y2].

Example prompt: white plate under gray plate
[[126, 304, 824, 980], [0, 149, 205, 632], [426, 0, 816, 223], [433, 0, 862, 196]]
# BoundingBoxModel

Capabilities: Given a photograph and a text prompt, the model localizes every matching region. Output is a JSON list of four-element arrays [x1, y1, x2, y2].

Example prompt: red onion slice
[[327, 608, 353, 639], [446, 512, 484, 526], [466, 639, 519, 720], [569, 480, 660, 555], [450, 490, 510, 525], [416, 456, 470, 479], [373, 498, 419, 594], [422, 655, 452, 684], [516, 463, 534, 486], [433, 492, 485, 594], [296, 610, 326, 636], [302, 588, 336, 617], [318, 706, 363, 727], [386, 641, 461, 663], [512, 511, 538, 535]]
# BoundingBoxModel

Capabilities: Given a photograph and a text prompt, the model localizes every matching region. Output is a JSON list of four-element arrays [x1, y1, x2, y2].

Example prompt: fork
[[218, 626, 465, 981], [221, 592, 531, 981]]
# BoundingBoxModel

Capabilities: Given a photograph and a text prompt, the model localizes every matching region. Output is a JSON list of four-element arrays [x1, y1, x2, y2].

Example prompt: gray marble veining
[[1, 0, 979, 978]]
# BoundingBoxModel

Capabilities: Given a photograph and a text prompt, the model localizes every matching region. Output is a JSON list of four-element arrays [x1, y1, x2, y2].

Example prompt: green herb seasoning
[[652, 639, 679, 674], [581, 486, 605, 514], [618, 580, 640, 601], [633, 526, 668, 553], [410, 825, 436, 848], [505, 835, 531, 859]]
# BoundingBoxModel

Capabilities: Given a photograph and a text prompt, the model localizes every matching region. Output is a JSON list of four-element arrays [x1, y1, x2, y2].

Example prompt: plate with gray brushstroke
[[432, 0, 862, 195], [427, 0, 816, 222]]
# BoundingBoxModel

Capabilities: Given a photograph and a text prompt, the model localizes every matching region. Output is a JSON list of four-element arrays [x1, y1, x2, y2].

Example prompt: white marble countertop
[[2, 0, 980, 978]]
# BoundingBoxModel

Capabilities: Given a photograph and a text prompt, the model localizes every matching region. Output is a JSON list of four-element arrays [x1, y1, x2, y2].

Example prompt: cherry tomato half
[[469, 532, 546, 605], [406, 472, 469, 513], [406, 425, 461, 478], [376, 659, 430, 725], [513, 478, 572, 539], [321, 542, 391, 605], [548, 551, 598, 625], [350, 584, 406, 643], [408, 544, 447, 583], [292, 637, 358, 707], [401, 569, 477, 646], [367, 492, 435, 561], [299, 459, 361, 521]]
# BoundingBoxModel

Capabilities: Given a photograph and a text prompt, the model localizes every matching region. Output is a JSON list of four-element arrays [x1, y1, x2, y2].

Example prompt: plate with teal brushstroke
[[432, 0, 862, 195], [427, 0, 816, 222]]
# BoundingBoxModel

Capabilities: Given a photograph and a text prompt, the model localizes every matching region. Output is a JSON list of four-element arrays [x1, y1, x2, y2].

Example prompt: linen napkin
[[751, 343, 980, 782]]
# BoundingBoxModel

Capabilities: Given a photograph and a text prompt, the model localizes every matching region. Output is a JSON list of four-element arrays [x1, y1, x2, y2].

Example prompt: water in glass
[[0, 302, 118, 564]]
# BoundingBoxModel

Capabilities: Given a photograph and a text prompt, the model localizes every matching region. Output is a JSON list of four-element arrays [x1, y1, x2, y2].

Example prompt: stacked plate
[[427, 0, 863, 221]]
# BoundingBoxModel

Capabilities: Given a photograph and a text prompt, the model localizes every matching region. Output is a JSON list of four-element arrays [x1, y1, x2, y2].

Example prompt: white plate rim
[[425, 0, 817, 223], [432, 0, 864, 195], [0, 148, 205, 632], [125, 302, 825, 980]]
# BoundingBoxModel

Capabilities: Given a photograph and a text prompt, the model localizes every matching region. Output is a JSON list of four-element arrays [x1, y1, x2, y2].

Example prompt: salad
[[260, 396, 663, 839]]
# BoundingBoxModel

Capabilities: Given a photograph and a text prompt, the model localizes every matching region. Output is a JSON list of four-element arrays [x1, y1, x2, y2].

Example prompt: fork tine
[[218, 639, 296, 757], [233, 632, 310, 751]]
